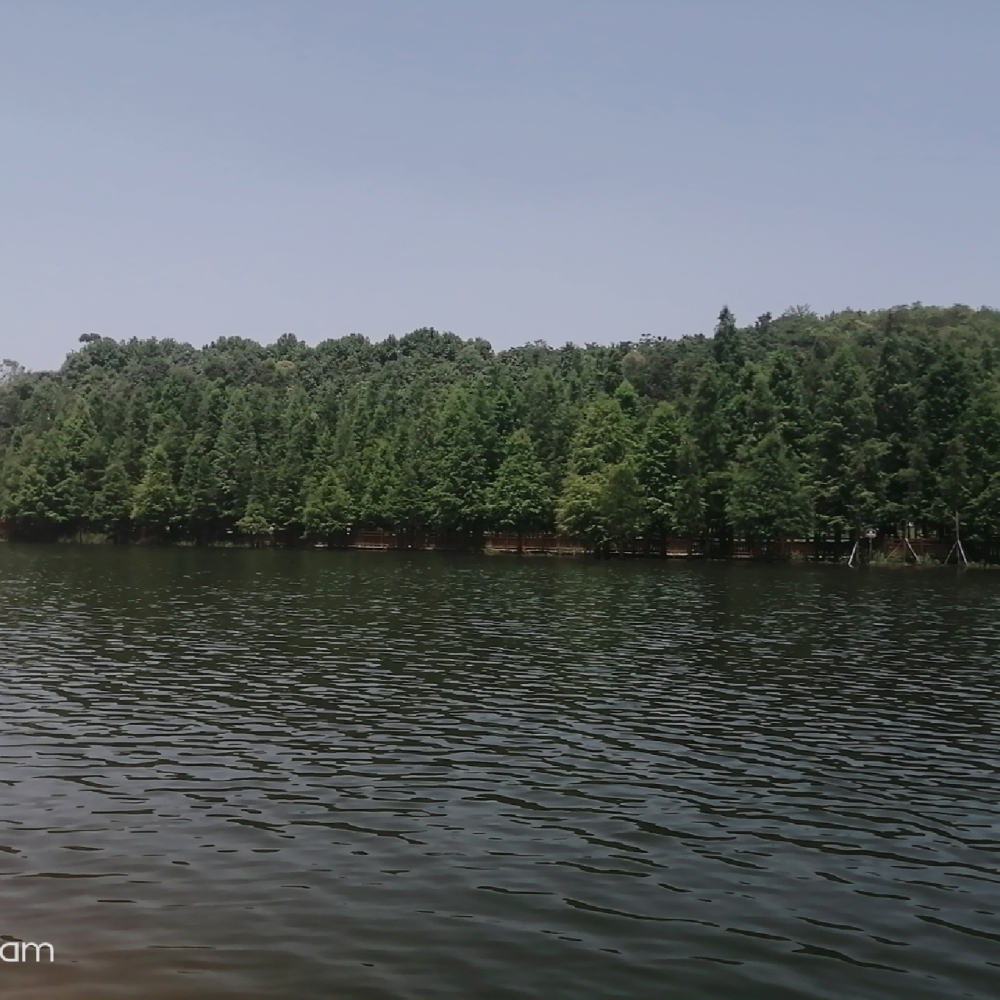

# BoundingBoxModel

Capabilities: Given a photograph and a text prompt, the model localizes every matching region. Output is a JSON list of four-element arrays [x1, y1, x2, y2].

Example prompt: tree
[[269, 387, 316, 535], [556, 462, 645, 551], [211, 389, 258, 527], [485, 429, 553, 545], [93, 459, 133, 539], [728, 432, 812, 554], [236, 498, 271, 546], [600, 462, 646, 543], [565, 397, 633, 475], [811, 348, 884, 538], [356, 437, 399, 528], [673, 436, 707, 544], [556, 395, 645, 551], [768, 351, 808, 453], [964, 387, 1000, 540], [3, 305, 1000, 560], [916, 338, 974, 534], [132, 446, 180, 539], [638, 402, 683, 539], [427, 386, 489, 533], [521, 367, 573, 490], [302, 470, 354, 543], [936, 435, 970, 539], [556, 472, 605, 544], [5, 433, 83, 530], [0, 359, 26, 383], [689, 364, 736, 547], [711, 306, 744, 369], [5, 461, 64, 531], [179, 433, 223, 540]]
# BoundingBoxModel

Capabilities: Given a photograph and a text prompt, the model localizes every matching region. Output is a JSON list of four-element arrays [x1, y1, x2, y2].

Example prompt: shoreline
[[1, 533, 993, 567]]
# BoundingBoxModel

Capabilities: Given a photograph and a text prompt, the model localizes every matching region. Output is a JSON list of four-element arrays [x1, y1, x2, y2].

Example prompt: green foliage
[[486, 429, 553, 532], [556, 463, 645, 545], [2, 304, 1000, 551], [236, 499, 271, 540], [566, 397, 633, 475], [728, 432, 812, 542], [638, 402, 683, 534], [132, 446, 180, 537], [427, 385, 489, 531], [302, 470, 354, 540], [93, 459, 133, 535]]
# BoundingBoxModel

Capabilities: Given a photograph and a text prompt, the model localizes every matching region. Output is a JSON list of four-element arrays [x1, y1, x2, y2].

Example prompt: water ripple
[[0, 546, 998, 999]]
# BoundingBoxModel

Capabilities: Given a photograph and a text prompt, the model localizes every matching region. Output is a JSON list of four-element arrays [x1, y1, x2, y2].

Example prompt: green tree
[[93, 459, 133, 539], [673, 436, 707, 544], [211, 389, 258, 527], [936, 435, 970, 541], [728, 432, 812, 553], [270, 387, 316, 534], [556, 398, 644, 549], [521, 366, 573, 490], [132, 446, 180, 539], [427, 386, 489, 533], [6, 461, 63, 530], [689, 363, 736, 546], [556, 463, 645, 549], [179, 433, 223, 540], [565, 397, 633, 475], [638, 402, 683, 539], [964, 386, 1000, 539], [302, 470, 354, 543], [3, 306, 1000, 559], [236, 498, 272, 546], [811, 348, 885, 537], [485, 429, 553, 544]]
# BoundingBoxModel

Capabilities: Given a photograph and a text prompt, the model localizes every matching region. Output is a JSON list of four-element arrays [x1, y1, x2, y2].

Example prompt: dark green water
[[0, 546, 997, 1000]]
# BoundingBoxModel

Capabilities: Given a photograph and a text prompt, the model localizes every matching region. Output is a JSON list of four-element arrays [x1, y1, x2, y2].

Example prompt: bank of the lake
[[3, 526, 996, 566], [4, 306, 1000, 566]]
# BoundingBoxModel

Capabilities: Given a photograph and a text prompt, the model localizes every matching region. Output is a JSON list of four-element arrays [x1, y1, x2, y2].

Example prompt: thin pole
[[955, 511, 968, 566], [945, 511, 969, 567]]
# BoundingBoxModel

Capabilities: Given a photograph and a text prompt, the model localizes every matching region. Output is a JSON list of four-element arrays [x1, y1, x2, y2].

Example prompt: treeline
[[2, 304, 1000, 552]]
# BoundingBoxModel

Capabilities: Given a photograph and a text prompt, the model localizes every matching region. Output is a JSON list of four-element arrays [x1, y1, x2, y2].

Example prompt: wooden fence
[[2, 519, 995, 562], [342, 533, 962, 560]]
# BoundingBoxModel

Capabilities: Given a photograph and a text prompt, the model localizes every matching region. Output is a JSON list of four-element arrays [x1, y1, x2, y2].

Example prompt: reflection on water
[[0, 546, 998, 999]]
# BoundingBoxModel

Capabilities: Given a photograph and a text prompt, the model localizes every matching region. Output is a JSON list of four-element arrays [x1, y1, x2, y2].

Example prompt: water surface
[[0, 546, 998, 999]]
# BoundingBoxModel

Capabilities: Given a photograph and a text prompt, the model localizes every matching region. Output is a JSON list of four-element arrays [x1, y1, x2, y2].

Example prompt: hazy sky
[[2, 1, 998, 370]]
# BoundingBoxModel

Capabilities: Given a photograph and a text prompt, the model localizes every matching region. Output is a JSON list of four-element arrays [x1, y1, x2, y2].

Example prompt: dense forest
[[2, 304, 1000, 555]]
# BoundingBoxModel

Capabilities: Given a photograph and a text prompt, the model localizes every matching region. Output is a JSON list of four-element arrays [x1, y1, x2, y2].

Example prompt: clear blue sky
[[2, 0, 998, 370]]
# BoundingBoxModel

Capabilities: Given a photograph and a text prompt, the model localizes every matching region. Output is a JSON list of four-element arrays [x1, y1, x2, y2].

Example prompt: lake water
[[0, 546, 997, 999]]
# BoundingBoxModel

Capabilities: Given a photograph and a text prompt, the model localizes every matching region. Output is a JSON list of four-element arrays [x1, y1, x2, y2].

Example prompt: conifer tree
[[132, 446, 180, 539], [428, 386, 489, 533], [728, 432, 812, 551], [211, 389, 258, 527], [93, 459, 133, 539], [638, 402, 683, 539], [556, 397, 644, 549], [3, 308, 1000, 557], [236, 498, 271, 546], [485, 430, 553, 543], [302, 470, 354, 543]]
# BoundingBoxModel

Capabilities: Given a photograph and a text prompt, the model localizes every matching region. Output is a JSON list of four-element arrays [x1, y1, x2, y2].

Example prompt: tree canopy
[[3, 306, 1000, 550]]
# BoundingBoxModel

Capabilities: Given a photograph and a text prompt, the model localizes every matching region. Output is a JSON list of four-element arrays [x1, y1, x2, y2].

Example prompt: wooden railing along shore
[[1, 519, 995, 562]]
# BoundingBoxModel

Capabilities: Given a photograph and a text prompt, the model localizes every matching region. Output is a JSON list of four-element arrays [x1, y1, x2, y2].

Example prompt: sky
[[1, 0, 998, 371]]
